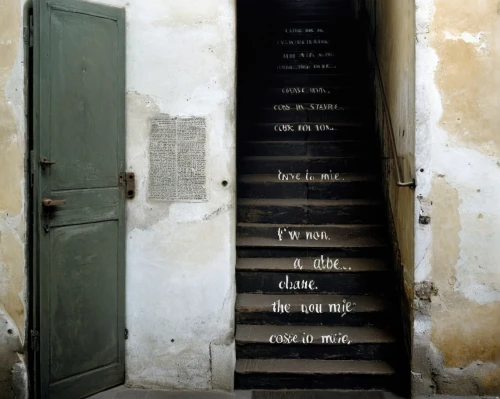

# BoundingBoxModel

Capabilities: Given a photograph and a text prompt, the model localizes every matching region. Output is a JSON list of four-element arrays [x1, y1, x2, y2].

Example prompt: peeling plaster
[[414, 0, 500, 395], [117, 0, 237, 390], [0, 0, 27, 397], [1, 0, 237, 394]]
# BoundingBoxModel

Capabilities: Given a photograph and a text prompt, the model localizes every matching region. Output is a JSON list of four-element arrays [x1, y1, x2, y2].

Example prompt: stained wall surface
[[353, 0, 416, 359], [0, 0, 28, 397], [0, 0, 236, 396], [414, 0, 500, 395]]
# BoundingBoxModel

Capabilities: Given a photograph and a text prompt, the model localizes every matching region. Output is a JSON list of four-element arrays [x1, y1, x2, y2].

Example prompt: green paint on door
[[32, 1, 126, 398]]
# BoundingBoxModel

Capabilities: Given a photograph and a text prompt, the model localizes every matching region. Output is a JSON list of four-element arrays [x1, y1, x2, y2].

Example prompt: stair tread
[[235, 359, 396, 375], [236, 325, 396, 344], [242, 140, 374, 144], [236, 293, 390, 313], [237, 237, 385, 248], [241, 155, 375, 160], [236, 257, 387, 272], [239, 173, 378, 183], [238, 198, 381, 206], [250, 121, 367, 127]]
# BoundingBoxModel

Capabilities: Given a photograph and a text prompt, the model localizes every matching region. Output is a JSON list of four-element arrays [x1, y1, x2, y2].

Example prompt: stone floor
[[88, 388, 402, 399], [88, 387, 500, 399]]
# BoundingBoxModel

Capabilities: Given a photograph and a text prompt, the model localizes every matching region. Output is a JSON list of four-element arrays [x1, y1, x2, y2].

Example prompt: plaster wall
[[0, 0, 237, 396], [414, 0, 500, 395], [353, 0, 416, 359], [0, 0, 28, 397]]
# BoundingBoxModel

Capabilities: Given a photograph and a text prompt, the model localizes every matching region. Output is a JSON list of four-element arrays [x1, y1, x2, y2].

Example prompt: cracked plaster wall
[[414, 0, 500, 395], [0, 0, 236, 394], [0, 0, 28, 397], [100, 0, 237, 390]]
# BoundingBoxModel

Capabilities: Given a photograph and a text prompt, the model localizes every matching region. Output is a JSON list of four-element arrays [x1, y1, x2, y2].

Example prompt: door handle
[[40, 157, 57, 168], [42, 198, 67, 207]]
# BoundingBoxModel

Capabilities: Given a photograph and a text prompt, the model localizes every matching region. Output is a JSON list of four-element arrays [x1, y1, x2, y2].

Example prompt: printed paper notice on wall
[[149, 116, 207, 202]]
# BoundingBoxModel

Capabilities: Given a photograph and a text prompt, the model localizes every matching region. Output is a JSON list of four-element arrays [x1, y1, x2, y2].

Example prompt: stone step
[[236, 293, 393, 326], [246, 108, 368, 124], [235, 359, 397, 390], [238, 173, 382, 200], [239, 155, 378, 174], [238, 141, 375, 156], [236, 270, 391, 295], [238, 123, 371, 141], [239, 21, 361, 37], [236, 257, 388, 272], [238, 198, 383, 224], [236, 294, 396, 327], [236, 223, 386, 248], [246, 73, 368, 87], [242, 87, 370, 105], [236, 325, 396, 344]]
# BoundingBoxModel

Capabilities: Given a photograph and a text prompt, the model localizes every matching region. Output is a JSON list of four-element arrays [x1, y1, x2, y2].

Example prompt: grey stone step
[[236, 293, 394, 327], [236, 257, 388, 273], [237, 173, 381, 200], [236, 325, 396, 345], [237, 223, 386, 248], [235, 359, 396, 375], [237, 199, 384, 224], [236, 294, 390, 314]]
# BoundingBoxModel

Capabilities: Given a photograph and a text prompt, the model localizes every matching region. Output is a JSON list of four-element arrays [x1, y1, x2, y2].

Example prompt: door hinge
[[24, 15, 34, 47], [31, 329, 40, 352], [124, 329, 129, 340], [30, 150, 35, 188], [119, 172, 136, 199]]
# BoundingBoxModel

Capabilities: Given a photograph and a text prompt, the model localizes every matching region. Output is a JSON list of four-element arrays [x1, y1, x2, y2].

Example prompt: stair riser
[[239, 7, 353, 15], [238, 225, 385, 240], [237, 181, 382, 200], [236, 272, 390, 294], [239, 45, 364, 59], [236, 311, 391, 327], [240, 28, 361, 39], [243, 45, 362, 59], [235, 374, 397, 391], [237, 249, 389, 261], [239, 142, 374, 157], [247, 109, 366, 124], [239, 158, 377, 174], [242, 89, 370, 105], [240, 19, 355, 31], [240, 13, 354, 22], [238, 125, 372, 141], [244, 74, 367, 87], [236, 343, 396, 361], [239, 98, 368, 111], [238, 204, 383, 224]]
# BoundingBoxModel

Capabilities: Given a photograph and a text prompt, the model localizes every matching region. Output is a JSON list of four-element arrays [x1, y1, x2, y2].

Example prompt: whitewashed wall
[[105, 0, 237, 390], [0, 0, 237, 396]]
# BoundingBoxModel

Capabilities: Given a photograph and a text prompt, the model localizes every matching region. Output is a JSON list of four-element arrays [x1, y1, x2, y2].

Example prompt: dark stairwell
[[235, 0, 407, 394]]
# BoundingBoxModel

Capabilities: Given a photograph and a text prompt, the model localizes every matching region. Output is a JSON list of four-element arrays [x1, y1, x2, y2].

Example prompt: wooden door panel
[[49, 10, 119, 191], [34, 1, 126, 397], [48, 188, 120, 228], [49, 222, 119, 383]]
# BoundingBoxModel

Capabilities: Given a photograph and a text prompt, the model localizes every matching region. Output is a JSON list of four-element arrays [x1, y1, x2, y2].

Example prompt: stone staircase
[[235, 0, 404, 393]]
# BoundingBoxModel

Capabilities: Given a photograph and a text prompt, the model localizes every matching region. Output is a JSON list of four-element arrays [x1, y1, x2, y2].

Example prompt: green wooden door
[[32, 1, 126, 397]]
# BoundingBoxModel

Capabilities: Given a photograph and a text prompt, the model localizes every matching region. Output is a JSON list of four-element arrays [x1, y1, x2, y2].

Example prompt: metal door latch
[[42, 198, 67, 207], [40, 157, 57, 169]]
